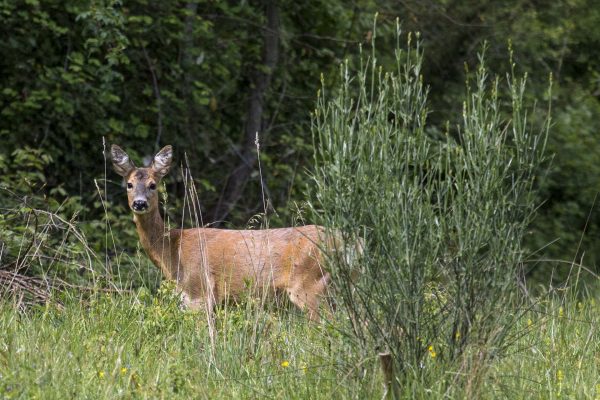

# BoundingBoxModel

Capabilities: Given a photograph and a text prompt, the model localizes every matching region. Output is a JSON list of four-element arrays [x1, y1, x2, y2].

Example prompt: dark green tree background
[[1, 0, 599, 282]]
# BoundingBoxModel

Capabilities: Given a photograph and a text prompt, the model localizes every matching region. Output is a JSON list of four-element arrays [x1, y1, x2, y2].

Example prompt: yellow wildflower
[[428, 345, 437, 359], [131, 372, 142, 390], [281, 360, 290, 368], [527, 318, 533, 327], [556, 369, 564, 382], [300, 362, 308, 374], [120, 367, 128, 376], [558, 307, 564, 318], [98, 371, 105, 379]]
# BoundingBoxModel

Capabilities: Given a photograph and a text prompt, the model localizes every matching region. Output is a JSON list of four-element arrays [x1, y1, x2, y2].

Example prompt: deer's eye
[[149, 183, 157, 190], [127, 182, 133, 189]]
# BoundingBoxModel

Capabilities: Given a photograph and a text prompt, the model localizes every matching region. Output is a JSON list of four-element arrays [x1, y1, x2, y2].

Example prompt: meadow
[[0, 285, 598, 399]]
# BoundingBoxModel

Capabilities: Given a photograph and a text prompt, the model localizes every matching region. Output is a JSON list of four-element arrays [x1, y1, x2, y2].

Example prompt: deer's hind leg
[[286, 269, 330, 322]]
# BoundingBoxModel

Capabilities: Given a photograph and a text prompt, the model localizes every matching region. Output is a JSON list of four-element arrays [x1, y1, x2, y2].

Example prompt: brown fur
[[111, 144, 331, 321]]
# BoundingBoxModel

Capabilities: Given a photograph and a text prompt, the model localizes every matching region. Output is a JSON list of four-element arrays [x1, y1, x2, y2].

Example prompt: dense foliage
[[0, 0, 373, 225], [2, 1, 599, 280]]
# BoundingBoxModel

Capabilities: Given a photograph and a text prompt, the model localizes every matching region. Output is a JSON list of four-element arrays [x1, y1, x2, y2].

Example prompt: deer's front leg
[[178, 278, 218, 314], [180, 291, 203, 311]]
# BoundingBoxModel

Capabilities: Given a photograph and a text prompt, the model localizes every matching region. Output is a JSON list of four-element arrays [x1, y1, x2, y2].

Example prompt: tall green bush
[[311, 24, 550, 388]]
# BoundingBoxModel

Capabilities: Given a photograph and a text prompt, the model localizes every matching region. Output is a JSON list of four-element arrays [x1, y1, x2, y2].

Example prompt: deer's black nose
[[132, 200, 148, 212]]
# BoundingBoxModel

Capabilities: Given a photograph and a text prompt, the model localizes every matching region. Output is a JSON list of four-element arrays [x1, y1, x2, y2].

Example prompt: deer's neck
[[133, 208, 176, 280]]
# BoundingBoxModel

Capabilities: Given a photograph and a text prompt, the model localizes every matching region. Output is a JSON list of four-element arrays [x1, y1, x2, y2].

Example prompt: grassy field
[[0, 284, 598, 399], [0, 285, 378, 399]]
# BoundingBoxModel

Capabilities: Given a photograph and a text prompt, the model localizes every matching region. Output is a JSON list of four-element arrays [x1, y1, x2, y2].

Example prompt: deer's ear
[[111, 144, 136, 177], [151, 145, 173, 179]]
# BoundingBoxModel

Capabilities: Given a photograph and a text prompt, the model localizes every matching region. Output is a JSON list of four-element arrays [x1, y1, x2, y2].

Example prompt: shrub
[[311, 22, 550, 390]]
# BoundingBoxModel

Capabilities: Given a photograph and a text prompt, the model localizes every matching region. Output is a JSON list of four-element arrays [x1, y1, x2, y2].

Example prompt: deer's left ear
[[151, 145, 173, 179]]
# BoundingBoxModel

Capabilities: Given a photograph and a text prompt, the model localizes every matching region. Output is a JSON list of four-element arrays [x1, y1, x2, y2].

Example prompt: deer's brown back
[[170, 225, 326, 301]]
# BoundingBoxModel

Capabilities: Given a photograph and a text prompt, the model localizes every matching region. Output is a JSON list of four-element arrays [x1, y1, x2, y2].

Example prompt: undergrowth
[[0, 289, 598, 399]]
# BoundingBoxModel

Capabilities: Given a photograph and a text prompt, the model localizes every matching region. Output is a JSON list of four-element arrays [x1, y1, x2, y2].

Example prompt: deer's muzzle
[[132, 200, 149, 212]]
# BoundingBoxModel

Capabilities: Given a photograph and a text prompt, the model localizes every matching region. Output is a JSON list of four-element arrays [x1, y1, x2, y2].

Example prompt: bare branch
[[212, 0, 280, 223], [141, 46, 164, 152]]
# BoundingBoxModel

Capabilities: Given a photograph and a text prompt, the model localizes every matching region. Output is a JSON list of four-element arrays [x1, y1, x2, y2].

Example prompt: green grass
[[0, 288, 598, 399], [486, 296, 600, 399], [0, 288, 381, 399]]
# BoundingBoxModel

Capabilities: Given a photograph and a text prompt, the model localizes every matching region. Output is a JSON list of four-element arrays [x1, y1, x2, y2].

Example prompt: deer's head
[[111, 145, 173, 214]]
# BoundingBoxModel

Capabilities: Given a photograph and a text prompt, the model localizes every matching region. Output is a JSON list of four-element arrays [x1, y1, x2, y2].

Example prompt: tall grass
[[311, 21, 551, 391], [0, 290, 382, 399], [2, 287, 599, 398]]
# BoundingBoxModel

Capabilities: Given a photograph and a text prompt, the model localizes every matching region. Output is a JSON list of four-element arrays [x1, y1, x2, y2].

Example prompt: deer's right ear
[[111, 144, 136, 177]]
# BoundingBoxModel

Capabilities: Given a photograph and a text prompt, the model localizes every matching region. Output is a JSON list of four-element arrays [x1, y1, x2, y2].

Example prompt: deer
[[111, 144, 337, 322]]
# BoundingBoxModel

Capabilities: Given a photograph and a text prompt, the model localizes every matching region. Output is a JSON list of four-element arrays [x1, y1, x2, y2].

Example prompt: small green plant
[[311, 20, 550, 390]]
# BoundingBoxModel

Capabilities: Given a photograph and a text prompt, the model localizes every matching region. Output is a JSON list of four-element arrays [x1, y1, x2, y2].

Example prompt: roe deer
[[111, 144, 336, 321]]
